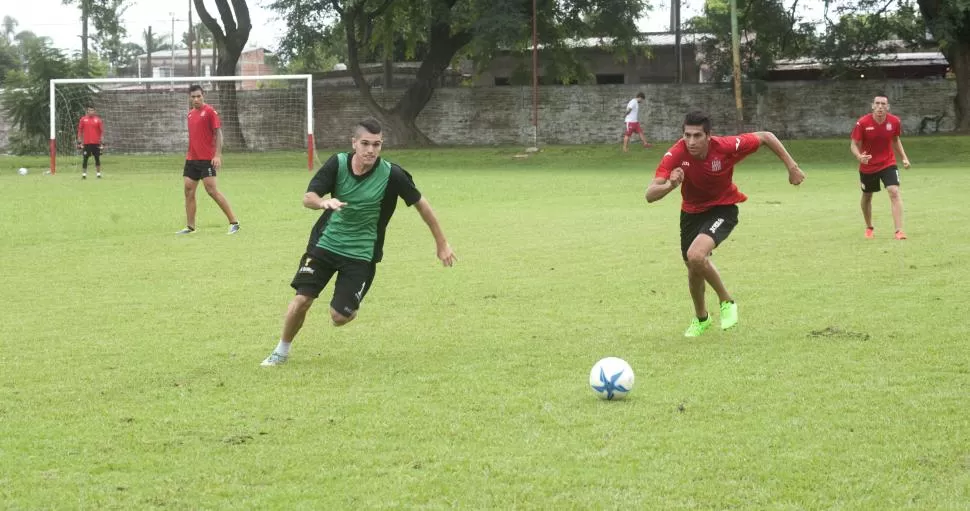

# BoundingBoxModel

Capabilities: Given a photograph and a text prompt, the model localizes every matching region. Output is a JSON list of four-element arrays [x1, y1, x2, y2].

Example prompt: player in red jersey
[[76, 106, 104, 179], [645, 110, 805, 338], [850, 94, 911, 240], [176, 84, 240, 235]]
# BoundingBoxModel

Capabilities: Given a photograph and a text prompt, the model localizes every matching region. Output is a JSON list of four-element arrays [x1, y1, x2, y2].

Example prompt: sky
[[3, 0, 828, 55]]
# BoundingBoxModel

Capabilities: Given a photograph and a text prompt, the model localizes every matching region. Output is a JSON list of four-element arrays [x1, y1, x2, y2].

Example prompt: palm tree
[[141, 26, 171, 87], [2, 16, 18, 43]]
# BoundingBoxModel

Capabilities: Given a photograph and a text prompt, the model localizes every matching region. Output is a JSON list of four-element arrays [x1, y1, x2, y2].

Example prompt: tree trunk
[[145, 26, 152, 90], [81, 0, 89, 71], [215, 49, 247, 150], [343, 4, 470, 147], [948, 43, 970, 132]]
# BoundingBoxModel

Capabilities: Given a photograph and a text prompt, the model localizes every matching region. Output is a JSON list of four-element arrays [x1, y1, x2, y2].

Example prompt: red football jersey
[[186, 104, 221, 161], [77, 115, 103, 145], [655, 133, 761, 213], [851, 113, 901, 174]]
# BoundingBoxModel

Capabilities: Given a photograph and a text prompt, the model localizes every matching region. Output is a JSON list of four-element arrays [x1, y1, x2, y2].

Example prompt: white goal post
[[49, 74, 315, 175]]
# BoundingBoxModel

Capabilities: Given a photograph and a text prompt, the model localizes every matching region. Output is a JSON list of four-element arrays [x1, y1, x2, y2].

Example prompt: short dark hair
[[355, 117, 382, 136], [683, 110, 712, 134], [874, 93, 889, 100], [636, 92, 645, 99], [188, 84, 204, 94]]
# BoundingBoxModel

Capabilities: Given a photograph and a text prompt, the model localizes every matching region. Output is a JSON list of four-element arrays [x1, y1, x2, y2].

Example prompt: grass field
[[2, 137, 969, 509]]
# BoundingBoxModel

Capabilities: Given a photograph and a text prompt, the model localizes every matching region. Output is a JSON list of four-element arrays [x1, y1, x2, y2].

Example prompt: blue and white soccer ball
[[18, 167, 28, 176], [589, 357, 635, 400]]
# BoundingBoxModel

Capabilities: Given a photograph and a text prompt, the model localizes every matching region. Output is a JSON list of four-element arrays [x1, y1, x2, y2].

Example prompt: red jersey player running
[[76, 106, 104, 179], [850, 93, 911, 240], [176, 84, 240, 235], [646, 111, 805, 338]]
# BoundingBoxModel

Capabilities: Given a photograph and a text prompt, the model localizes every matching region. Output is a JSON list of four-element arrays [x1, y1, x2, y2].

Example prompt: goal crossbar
[[49, 74, 315, 174]]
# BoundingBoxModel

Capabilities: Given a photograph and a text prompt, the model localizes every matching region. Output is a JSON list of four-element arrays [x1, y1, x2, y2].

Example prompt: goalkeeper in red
[[646, 111, 805, 337], [176, 84, 240, 235], [260, 118, 457, 367], [76, 106, 104, 179]]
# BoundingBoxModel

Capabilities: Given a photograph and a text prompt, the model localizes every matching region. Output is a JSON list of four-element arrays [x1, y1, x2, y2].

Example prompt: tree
[[193, 0, 252, 150], [89, 0, 133, 72], [1, 37, 93, 154], [0, 17, 20, 84], [917, 0, 970, 131], [62, 0, 92, 68], [271, 0, 649, 146], [687, 0, 817, 82], [816, 0, 929, 78], [2, 16, 18, 42]]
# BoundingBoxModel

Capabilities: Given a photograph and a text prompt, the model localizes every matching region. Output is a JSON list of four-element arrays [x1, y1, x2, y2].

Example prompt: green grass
[[2, 138, 969, 509]]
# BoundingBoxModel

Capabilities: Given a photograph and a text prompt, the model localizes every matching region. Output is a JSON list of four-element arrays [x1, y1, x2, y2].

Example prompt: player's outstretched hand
[[437, 244, 457, 267], [858, 152, 872, 165], [788, 165, 805, 185], [320, 198, 347, 210], [902, 159, 911, 169], [212, 156, 222, 169], [669, 167, 685, 187]]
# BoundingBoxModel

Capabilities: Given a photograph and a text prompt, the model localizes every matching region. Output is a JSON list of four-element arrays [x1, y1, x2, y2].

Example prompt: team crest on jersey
[[681, 161, 691, 167], [885, 123, 893, 131], [711, 159, 722, 172]]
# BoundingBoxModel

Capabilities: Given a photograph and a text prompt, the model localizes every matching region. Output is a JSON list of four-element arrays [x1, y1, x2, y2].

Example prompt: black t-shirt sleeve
[[389, 164, 422, 206], [307, 154, 339, 196]]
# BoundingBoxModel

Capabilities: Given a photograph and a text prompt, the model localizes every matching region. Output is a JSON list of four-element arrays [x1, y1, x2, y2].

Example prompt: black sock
[[230, 222, 239, 225]]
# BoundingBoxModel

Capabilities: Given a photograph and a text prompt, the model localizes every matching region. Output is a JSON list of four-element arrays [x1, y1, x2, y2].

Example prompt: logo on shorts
[[354, 281, 367, 301], [709, 218, 724, 233], [298, 257, 315, 275], [711, 159, 722, 172]]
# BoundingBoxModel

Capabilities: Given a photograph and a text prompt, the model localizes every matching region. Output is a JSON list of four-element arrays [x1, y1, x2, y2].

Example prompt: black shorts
[[82, 144, 101, 158], [82, 144, 101, 167], [290, 248, 376, 318], [680, 205, 739, 260], [183, 160, 216, 180], [860, 165, 900, 193]]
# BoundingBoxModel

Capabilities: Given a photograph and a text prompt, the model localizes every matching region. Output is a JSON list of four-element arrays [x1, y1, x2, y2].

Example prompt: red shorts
[[624, 122, 642, 136]]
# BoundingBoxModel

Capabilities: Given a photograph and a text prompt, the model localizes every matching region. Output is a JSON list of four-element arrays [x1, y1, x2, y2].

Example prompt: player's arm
[[892, 136, 911, 169], [645, 170, 683, 203], [414, 197, 457, 267], [211, 127, 224, 168], [76, 120, 83, 146], [754, 131, 805, 185], [303, 155, 343, 210]]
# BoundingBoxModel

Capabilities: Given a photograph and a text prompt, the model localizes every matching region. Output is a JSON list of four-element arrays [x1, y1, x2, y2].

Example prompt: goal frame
[[49, 74, 315, 174]]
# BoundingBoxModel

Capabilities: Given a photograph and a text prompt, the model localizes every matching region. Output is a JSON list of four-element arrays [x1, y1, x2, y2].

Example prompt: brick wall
[[0, 79, 958, 154]]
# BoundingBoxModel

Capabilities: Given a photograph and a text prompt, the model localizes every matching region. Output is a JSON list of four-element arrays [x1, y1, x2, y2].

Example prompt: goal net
[[49, 75, 315, 175]]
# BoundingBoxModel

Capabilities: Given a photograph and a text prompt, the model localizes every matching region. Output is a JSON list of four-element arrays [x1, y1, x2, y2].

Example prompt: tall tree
[[816, 0, 929, 78], [89, 0, 132, 72], [687, 0, 817, 82], [271, 0, 649, 146], [193, 0, 251, 150], [142, 27, 172, 86], [917, 0, 970, 131], [62, 0, 92, 68], [2, 16, 18, 43], [2, 36, 93, 154]]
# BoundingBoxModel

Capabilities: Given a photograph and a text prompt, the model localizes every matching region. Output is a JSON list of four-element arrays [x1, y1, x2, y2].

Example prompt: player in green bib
[[261, 118, 457, 366]]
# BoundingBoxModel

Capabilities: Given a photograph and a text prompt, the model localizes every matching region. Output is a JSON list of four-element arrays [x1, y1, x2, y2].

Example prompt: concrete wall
[[0, 79, 958, 154]]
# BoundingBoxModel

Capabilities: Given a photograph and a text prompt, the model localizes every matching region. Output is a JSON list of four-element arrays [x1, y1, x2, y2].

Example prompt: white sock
[[275, 340, 291, 356]]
